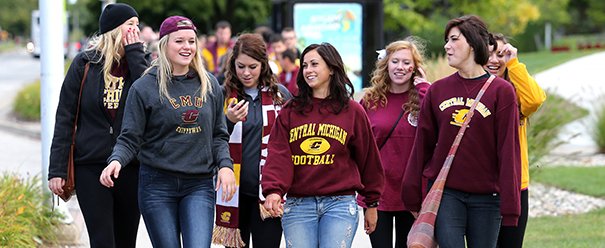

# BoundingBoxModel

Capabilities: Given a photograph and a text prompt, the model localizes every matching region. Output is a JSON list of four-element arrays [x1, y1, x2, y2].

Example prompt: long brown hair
[[224, 33, 284, 104], [289, 43, 354, 114]]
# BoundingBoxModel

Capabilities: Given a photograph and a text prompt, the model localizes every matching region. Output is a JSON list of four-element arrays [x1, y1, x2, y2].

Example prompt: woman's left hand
[[500, 43, 518, 63], [364, 207, 378, 234], [216, 167, 236, 202]]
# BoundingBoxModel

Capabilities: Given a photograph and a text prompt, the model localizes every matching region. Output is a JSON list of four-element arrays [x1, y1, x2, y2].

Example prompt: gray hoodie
[[108, 67, 233, 177]]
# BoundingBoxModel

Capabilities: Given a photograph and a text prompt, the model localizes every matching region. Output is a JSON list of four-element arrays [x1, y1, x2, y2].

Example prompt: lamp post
[[101, 0, 116, 10]]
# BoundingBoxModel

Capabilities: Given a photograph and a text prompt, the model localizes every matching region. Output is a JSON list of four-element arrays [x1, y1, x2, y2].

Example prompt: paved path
[[535, 51, 605, 155]]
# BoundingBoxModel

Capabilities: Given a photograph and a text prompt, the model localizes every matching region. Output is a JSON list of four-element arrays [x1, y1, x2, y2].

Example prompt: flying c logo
[[181, 110, 199, 124], [450, 109, 469, 127], [300, 137, 330, 155], [220, 211, 231, 223]]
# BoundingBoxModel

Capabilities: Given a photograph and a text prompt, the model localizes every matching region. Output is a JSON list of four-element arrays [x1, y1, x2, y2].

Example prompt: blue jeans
[[281, 195, 358, 248], [138, 165, 215, 248], [435, 187, 502, 248]]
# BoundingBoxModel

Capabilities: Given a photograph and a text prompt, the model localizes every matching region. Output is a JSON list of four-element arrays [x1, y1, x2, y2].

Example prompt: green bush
[[0, 174, 61, 246], [12, 81, 40, 121], [0, 41, 16, 53], [590, 99, 605, 153], [527, 91, 589, 168]]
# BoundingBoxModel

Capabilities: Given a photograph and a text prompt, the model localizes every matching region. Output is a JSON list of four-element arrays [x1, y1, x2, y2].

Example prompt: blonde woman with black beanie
[[48, 3, 147, 248]]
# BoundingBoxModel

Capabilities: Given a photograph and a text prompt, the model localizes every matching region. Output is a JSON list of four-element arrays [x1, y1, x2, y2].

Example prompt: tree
[[382, 0, 540, 55], [74, 0, 271, 37], [0, 0, 38, 39]]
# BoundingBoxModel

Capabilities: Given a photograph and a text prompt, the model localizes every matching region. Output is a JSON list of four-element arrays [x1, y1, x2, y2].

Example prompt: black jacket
[[48, 43, 148, 179], [225, 84, 292, 196]]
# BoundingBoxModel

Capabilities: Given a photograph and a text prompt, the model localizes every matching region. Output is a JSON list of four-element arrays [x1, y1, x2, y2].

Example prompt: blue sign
[[294, 2, 363, 92]]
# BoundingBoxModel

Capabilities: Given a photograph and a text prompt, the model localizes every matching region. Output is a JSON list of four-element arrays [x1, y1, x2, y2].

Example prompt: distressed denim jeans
[[281, 195, 359, 248], [138, 165, 215, 248]]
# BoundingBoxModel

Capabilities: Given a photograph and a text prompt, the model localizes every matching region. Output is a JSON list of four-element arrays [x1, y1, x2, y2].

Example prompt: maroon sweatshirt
[[357, 82, 429, 211], [401, 73, 521, 226], [262, 98, 384, 205]]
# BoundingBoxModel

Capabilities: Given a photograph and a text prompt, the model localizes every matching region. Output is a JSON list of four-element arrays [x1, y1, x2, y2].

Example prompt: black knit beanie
[[99, 3, 138, 34]]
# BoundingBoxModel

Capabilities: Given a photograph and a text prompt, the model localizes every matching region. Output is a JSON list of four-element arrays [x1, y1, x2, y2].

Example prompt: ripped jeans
[[281, 195, 359, 248]]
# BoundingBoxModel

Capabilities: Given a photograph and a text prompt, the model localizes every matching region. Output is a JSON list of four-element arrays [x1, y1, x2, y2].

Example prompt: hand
[[216, 167, 236, 202], [226, 98, 249, 123], [499, 43, 518, 64], [99, 161, 122, 188], [411, 211, 419, 219], [48, 177, 65, 195], [364, 207, 378, 234], [123, 27, 142, 46], [263, 193, 284, 217], [413, 67, 429, 86]]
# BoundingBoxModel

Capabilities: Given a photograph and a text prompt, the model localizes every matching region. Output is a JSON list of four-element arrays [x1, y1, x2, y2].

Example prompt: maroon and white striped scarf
[[212, 87, 280, 247]]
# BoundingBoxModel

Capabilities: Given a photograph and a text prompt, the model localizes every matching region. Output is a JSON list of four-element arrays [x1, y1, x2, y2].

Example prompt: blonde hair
[[145, 33, 211, 102], [363, 37, 426, 117], [86, 27, 125, 85]]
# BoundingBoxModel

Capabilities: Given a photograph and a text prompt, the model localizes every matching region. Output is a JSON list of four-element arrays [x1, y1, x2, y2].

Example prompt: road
[[0, 49, 40, 118]]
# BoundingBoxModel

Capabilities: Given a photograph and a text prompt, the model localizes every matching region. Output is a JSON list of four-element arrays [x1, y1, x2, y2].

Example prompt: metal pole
[[40, 0, 74, 223], [545, 22, 552, 51], [40, 0, 65, 195]]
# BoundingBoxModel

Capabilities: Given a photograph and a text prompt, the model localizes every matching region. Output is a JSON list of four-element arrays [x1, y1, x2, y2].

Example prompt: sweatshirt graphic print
[[262, 99, 384, 205]]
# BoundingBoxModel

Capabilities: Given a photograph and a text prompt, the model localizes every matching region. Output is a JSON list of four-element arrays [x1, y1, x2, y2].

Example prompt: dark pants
[[363, 209, 415, 248], [435, 187, 502, 248], [75, 164, 140, 248], [233, 193, 283, 248], [497, 189, 529, 248]]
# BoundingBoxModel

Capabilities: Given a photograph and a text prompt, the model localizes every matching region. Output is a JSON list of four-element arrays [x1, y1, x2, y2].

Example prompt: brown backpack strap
[[71, 63, 89, 145]]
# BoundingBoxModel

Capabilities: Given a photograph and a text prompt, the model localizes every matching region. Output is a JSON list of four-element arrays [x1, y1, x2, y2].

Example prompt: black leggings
[[497, 189, 529, 248], [231, 193, 283, 248], [363, 209, 415, 248], [75, 164, 140, 248]]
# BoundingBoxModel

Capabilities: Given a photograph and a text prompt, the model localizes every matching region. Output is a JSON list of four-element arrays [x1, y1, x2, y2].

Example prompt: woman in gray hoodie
[[99, 16, 236, 247]]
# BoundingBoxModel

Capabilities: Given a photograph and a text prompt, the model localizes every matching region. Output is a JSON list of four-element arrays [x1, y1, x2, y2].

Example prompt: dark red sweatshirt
[[401, 73, 521, 226], [357, 82, 429, 211], [262, 99, 384, 205]]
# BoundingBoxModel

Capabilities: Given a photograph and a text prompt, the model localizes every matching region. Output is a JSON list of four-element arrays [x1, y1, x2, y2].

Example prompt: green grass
[[0, 41, 16, 53], [532, 166, 605, 198], [525, 166, 605, 247], [12, 80, 41, 121], [519, 50, 600, 75], [524, 208, 605, 248], [0, 174, 61, 246]]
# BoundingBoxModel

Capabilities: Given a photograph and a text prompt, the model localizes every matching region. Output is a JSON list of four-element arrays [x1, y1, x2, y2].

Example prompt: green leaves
[[0, 174, 61, 246]]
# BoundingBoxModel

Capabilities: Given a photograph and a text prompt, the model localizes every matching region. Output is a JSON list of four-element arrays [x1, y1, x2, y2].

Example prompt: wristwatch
[[367, 201, 379, 208]]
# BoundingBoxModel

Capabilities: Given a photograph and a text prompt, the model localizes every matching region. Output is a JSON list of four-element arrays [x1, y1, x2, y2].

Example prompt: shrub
[[590, 98, 605, 153], [424, 55, 456, 82], [12, 81, 40, 121], [527, 91, 589, 167], [0, 174, 61, 246]]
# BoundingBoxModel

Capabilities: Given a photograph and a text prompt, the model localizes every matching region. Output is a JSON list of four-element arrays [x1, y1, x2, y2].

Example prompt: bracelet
[[367, 201, 379, 208]]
